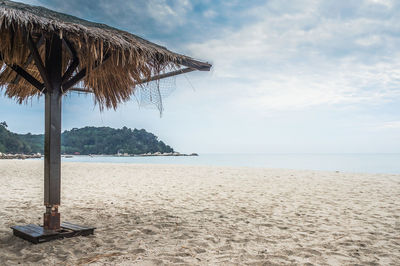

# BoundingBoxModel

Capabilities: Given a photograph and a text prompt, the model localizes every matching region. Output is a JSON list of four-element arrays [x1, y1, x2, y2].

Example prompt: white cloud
[[235, 62, 400, 111], [20, 0, 41, 5], [355, 35, 382, 47], [187, 0, 400, 112], [146, 0, 192, 29], [203, 9, 217, 19], [366, 0, 393, 8], [380, 121, 400, 129]]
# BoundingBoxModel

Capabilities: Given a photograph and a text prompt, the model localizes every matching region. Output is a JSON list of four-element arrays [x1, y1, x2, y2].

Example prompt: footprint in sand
[[194, 247, 207, 254], [131, 248, 146, 255], [140, 227, 158, 235]]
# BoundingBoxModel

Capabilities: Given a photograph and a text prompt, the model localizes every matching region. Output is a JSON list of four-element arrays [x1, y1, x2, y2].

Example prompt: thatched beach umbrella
[[0, 0, 211, 243]]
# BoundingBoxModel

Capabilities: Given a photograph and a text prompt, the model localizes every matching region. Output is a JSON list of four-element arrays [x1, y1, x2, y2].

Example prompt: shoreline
[[0, 153, 42, 160], [16, 153, 400, 175], [3, 153, 400, 175], [0, 152, 198, 160], [28, 159, 400, 176]]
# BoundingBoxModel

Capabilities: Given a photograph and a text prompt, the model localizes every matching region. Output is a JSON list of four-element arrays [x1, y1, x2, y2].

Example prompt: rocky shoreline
[[0, 153, 42, 160], [1, 152, 198, 159], [133, 152, 198, 157]]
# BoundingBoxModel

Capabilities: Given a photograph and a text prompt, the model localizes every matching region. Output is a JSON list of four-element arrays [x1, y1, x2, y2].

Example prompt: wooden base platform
[[11, 222, 95, 244]]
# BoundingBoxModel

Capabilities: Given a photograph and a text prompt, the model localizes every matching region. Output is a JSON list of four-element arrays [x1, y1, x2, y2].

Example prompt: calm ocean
[[45, 153, 400, 174]]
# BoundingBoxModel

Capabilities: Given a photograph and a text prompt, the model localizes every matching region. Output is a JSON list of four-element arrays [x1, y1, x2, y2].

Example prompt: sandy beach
[[0, 160, 399, 265]]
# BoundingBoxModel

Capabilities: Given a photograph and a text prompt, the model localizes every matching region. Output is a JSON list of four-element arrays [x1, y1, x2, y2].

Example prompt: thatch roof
[[0, 0, 211, 109]]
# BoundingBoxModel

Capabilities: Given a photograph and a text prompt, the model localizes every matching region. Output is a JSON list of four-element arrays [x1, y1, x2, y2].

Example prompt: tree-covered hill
[[0, 122, 33, 154], [61, 126, 174, 155], [0, 122, 174, 155]]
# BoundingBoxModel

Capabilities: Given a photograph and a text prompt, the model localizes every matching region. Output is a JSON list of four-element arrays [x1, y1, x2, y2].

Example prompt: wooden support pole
[[179, 58, 211, 71], [68, 67, 195, 94], [43, 34, 63, 231], [140, 67, 195, 83]]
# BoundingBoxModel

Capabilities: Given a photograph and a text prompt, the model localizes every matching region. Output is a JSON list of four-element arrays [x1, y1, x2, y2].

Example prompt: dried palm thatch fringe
[[0, 0, 211, 109]]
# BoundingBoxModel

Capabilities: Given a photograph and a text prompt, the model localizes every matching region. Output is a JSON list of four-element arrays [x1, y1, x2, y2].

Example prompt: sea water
[[51, 153, 400, 174]]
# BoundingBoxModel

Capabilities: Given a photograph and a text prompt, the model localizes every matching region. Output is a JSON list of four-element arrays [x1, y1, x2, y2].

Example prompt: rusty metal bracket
[[43, 205, 60, 231]]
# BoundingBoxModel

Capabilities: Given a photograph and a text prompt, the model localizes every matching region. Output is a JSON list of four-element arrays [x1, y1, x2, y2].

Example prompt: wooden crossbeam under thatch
[[61, 39, 79, 83], [27, 34, 51, 91], [11, 35, 44, 85], [69, 67, 196, 94], [8, 64, 44, 92]]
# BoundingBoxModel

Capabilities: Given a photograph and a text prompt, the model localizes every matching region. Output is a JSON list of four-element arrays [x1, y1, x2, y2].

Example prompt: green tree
[[1, 123, 175, 155]]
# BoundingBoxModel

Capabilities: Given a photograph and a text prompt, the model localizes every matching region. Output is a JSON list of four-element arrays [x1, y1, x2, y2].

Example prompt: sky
[[1, 0, 400, 153]]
